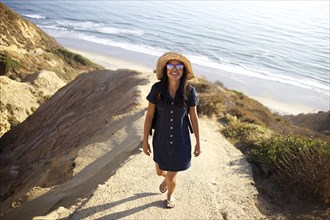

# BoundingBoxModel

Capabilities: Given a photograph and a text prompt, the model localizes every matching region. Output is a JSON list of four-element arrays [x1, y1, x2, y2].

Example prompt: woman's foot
[[166, 194, 175, 208], [159, 179, 167, 193], [166, 199, 175, 208]]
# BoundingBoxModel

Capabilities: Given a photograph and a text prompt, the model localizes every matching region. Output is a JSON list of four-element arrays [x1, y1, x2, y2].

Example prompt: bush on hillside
[[193, 76, 330, 204], [191, 76, 325, 139], [197, 94, 223, 117], [276, 146, 330, 204], [0, 53, 20, 76], [190, 77, 283, 129], [2, 4, 19, 21], [222, 115, 272, 150], [190, 76, 217, 94], [51, 48, 95, 67], [249, 135, 330, 203], [249, 135, 329, 175]]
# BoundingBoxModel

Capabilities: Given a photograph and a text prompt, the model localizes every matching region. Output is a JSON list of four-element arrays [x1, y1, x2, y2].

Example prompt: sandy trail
[[37, 117, 265, 219]]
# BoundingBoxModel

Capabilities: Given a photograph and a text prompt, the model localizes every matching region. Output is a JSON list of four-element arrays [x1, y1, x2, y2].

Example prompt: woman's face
[[166, 60, 184, 81]]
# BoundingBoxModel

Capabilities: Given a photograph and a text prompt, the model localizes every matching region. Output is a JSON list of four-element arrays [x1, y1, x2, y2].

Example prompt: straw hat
[[156, 52, 195, 80]]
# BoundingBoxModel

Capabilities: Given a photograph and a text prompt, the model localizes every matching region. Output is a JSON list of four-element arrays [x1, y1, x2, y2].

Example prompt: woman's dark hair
[[159, 65, 188, 107]]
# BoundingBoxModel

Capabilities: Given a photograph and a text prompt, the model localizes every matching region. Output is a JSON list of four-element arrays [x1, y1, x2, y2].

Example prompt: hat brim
[[156, 52, 195, 80]]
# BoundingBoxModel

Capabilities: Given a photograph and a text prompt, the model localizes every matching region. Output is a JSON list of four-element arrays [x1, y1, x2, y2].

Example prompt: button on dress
[[147, 82, 198, 171]]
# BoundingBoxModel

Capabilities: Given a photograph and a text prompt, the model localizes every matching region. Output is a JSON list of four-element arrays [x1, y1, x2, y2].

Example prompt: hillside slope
[[284, 111, 330, 135], [0, 3, 102, 136], [0, 69, 149, 217], [0, 3, 101, 81], [0, 70, 265, 220]]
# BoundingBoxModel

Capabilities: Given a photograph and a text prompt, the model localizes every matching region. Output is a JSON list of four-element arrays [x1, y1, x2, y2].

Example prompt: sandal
[[166, 199, 175, 208], [159, 179, 167, 193]]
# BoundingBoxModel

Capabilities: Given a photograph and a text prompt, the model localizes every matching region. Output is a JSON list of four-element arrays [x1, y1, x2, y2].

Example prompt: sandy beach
[[58, 37, 328, 115]]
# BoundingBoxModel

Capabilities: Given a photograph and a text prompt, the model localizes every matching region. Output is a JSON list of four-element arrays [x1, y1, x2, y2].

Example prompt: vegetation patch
[[222, 115, 272, 151], [51, 48, 97, 68], [3, 5, 19, 21], [0, 53, 20, 76], [249, 135, 329, 174], [250, 135, 329, 202], [190, 77, 330, 207]]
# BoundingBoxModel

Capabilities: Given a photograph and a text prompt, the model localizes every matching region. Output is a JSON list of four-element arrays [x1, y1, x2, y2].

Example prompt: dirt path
[[36, 117, 265, 220]]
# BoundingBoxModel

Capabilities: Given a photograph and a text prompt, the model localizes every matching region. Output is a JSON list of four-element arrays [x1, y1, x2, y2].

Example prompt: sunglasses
[[166, 63, 184, 70]]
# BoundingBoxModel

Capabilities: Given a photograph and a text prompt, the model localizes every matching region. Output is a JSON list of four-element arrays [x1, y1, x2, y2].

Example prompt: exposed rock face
[[0, 70, 66, 137], [0, 69, 149, 216]]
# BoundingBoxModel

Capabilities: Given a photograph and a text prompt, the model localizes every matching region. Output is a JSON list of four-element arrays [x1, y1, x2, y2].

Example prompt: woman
[[143, 52, 201, 208]]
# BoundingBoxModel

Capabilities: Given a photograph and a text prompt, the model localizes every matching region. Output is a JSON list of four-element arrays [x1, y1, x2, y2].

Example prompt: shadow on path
[[66, 192, 161, 219]]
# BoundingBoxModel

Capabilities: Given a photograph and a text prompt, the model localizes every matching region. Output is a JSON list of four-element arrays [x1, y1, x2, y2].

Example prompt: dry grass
[[276, 146, 330, 204], [190, 77, 330, 205], [190, 77, 328, 139]]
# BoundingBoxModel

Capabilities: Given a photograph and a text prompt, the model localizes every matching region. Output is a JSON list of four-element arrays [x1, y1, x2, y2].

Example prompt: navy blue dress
[[147, 82, 198, 171]]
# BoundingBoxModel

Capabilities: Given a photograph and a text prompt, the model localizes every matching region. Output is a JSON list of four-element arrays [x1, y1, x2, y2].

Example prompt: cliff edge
[[0, 3, 102, 137]]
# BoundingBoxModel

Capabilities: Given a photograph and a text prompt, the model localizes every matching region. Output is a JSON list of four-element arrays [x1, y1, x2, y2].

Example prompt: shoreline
[[58, 37, 329, 115]]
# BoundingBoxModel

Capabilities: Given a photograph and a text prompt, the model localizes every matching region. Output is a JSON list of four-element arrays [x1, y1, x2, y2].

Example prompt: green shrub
[[190, 77, 215, 94], [221, 115, 271, 151], [248, 134, 330, 203], [249, 135, 330, 175], [0, 53, 21, 75], [5, 8, 19, 21], [232, 90, 244, 99], [276, 146, 330, 202], [51, 48, 93, 66], [192, 76, 330, 204], [197, 94, 223, 117]]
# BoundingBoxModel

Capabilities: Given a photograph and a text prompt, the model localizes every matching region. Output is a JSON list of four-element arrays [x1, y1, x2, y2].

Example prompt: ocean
[[2, 0, 330, 113]]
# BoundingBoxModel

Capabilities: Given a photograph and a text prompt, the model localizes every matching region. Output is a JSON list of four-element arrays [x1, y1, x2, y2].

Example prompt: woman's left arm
[[189, 106, 201, 157]]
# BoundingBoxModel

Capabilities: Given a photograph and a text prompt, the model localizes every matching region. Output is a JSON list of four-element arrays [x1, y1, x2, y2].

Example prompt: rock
[[0, 71, 65, 137]]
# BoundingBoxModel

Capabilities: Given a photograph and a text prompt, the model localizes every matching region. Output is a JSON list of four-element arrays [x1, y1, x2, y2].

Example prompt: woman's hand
[[194, 144, 201, 157], [143, 141, 152, 156]]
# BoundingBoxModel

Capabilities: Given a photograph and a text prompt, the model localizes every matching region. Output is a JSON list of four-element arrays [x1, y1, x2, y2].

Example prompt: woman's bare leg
[[155, 163, 167, 177], [166, 171, 178, 202], [156, 163, 167, 192]]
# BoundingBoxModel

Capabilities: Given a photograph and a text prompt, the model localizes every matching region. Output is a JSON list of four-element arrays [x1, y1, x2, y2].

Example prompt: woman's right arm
[[143, 102, 155, 156]]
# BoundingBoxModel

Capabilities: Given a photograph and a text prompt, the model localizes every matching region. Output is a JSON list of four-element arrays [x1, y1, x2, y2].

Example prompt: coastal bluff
[[0, 3, 101, 137], [0, 70, 151, 218]]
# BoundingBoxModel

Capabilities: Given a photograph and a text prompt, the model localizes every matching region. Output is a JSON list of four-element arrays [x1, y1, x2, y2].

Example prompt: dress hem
[[154, 159, 191, 172]]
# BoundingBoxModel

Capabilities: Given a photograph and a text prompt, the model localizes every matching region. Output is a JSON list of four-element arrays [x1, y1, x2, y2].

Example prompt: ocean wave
[[42, 24, 329, 97], [71, 32, 165, 57], [82, 26, 144, 36], [55, 20, 144, 36], [23, 14, 46, 19], [186, 54, 329, 97], [39, 25, 69, 32]]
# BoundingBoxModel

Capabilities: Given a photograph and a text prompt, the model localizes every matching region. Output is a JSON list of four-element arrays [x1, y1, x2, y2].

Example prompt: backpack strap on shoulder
[[150, 86, 161, 136]]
